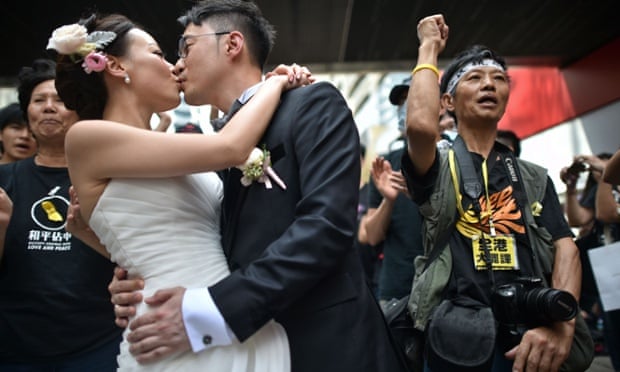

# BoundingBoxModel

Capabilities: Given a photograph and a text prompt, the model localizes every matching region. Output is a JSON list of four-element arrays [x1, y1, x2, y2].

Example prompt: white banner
[[588, 241, 620, 311]]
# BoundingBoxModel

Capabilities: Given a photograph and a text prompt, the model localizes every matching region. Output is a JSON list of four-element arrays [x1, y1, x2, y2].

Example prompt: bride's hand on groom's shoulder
[[126, 287, 191, 364], [266, 63, 315, 88]]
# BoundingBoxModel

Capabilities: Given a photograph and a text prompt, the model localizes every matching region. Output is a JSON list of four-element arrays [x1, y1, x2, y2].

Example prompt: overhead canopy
[[2, 0, 618, 81]]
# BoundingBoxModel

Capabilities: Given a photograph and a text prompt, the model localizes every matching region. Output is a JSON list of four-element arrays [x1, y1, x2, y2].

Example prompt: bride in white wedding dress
[[90, 174, 289, 371], [49, 13, 311, 371]]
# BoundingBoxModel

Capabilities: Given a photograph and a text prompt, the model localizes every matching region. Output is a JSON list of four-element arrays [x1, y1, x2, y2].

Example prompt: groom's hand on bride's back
[[109, 266, 144, 328], [126, 287, 191, 364]]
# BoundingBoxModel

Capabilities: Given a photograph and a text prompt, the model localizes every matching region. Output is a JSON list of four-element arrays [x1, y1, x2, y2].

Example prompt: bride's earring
[[124, 74, 131, 84]]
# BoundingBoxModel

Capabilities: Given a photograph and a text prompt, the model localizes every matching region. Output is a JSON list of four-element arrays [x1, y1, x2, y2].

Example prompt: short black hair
[[17, 59, 57, 120], [0, 103, 27, 130], [178, 0, 276, 69]]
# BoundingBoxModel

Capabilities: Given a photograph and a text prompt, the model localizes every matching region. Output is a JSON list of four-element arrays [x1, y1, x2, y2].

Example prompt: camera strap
[[498, 152, 528, 212], [498, 151, 549, 283], [452, 136, 482, 209], [451, 136, 497, 289]]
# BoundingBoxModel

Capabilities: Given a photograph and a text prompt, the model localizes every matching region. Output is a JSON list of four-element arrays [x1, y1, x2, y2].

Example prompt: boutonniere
[[236, 146, 286, 190], [531, 201, 543, 217]]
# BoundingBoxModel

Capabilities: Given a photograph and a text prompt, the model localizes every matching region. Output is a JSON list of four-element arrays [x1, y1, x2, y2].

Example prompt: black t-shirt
[[401, 145, 573, 306], [0, 158, 121, 362], [368, 144, 423, 300]]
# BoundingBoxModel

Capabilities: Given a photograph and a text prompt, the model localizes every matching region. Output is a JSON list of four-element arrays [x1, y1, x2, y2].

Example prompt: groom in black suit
[[113, 1, 407, 370]]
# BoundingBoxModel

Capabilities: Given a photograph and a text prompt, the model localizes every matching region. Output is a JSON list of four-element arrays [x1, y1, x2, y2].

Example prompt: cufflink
[[202, 335, 212, 345]]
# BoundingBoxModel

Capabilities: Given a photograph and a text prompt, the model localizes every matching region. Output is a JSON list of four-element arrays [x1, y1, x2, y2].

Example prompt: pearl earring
[[124, 74, 131, 84]]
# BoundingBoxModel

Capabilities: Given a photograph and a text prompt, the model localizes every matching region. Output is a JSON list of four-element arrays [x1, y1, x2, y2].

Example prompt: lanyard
[[448, 143, 497, 287], [448, 149, 495, 236], [481, 159, 496, 237]]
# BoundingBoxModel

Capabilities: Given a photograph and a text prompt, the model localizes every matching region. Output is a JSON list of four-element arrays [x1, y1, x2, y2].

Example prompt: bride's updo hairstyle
[[53, 14, 137, 120]]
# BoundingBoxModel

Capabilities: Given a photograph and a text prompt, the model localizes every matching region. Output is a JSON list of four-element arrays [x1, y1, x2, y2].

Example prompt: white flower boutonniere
[[237, 147, 286, 190]]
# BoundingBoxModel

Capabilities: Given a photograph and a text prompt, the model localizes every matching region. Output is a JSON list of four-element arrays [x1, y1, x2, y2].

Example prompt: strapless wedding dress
[[89, 173, 289, 371]]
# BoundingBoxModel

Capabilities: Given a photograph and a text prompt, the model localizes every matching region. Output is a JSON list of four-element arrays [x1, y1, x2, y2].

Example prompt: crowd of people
[[357, 76, 424, 311], [0, 57, 123, 370], [0, 1, 618, 371]]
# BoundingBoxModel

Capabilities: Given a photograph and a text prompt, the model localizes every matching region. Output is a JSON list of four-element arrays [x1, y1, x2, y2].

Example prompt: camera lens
[[523, 287, 578, 323]]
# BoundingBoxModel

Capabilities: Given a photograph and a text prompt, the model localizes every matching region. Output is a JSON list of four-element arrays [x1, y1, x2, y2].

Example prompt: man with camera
[[561, 153, 620, 371], [400, 14, 593, 372]]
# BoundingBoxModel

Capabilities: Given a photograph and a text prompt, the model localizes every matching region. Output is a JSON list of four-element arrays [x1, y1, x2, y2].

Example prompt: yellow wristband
[[411, 64, 440, 78]]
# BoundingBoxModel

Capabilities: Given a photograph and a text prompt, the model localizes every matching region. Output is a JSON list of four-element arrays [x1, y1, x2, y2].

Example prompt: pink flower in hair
[[81, 51, 108, 74]]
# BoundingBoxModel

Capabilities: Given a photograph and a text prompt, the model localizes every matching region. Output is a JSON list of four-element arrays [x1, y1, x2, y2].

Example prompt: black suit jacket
[[210, 82, 407, 372]]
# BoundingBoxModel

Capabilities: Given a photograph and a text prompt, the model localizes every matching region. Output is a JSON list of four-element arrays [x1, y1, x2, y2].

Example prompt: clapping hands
[[371, 157, 410, 201]]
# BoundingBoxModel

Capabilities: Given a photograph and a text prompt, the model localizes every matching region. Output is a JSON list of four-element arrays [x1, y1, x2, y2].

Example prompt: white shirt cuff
[[182, 287, 236, 352]]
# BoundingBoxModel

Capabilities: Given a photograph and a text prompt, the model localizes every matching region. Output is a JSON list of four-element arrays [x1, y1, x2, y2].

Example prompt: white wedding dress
[[89, 173, 290, 371]]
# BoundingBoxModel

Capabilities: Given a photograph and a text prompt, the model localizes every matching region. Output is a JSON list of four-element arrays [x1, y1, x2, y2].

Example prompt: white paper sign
[[588, 241, 620, 311]]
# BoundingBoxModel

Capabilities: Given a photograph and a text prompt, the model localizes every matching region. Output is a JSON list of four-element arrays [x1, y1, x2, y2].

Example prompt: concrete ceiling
[[2, 0, 619, 84]]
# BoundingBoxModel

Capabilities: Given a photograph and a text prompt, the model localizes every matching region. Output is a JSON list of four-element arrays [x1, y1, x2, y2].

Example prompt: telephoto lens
[[492, 277, 578, 326], [522, 286, 578, 323], [492, 277, 579, 352]]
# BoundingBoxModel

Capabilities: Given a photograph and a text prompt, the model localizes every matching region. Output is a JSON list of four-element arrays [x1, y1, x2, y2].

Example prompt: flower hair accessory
[[47, 24, 117, 74], [82, 52, 107, 74], [236, 147, 286, 190]]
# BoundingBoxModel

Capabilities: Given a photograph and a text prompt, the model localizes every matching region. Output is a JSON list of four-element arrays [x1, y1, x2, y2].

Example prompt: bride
[[49, 13, 311, 371]]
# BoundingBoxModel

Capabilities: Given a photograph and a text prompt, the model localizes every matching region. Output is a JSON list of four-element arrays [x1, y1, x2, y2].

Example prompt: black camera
[[567, 160, 589, 176], [491, 277, 578, 351]]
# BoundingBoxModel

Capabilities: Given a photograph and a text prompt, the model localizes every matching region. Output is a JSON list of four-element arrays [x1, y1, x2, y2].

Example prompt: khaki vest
[[407, 148, 549, 330]]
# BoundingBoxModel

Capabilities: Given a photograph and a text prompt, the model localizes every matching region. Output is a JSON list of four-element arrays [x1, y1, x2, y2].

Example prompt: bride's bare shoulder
[[67, 119, 138, 140]]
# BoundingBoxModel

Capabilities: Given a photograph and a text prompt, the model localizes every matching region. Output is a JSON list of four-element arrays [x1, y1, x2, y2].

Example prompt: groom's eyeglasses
[[177, 31, 231, 58]]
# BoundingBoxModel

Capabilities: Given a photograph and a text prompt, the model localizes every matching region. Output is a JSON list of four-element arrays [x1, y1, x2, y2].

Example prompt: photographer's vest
[[407, 141, 594, 372], [407, 146, 552, 331]]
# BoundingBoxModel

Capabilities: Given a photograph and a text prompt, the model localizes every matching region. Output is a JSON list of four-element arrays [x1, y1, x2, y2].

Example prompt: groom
[[110, 1, 407, 371]]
